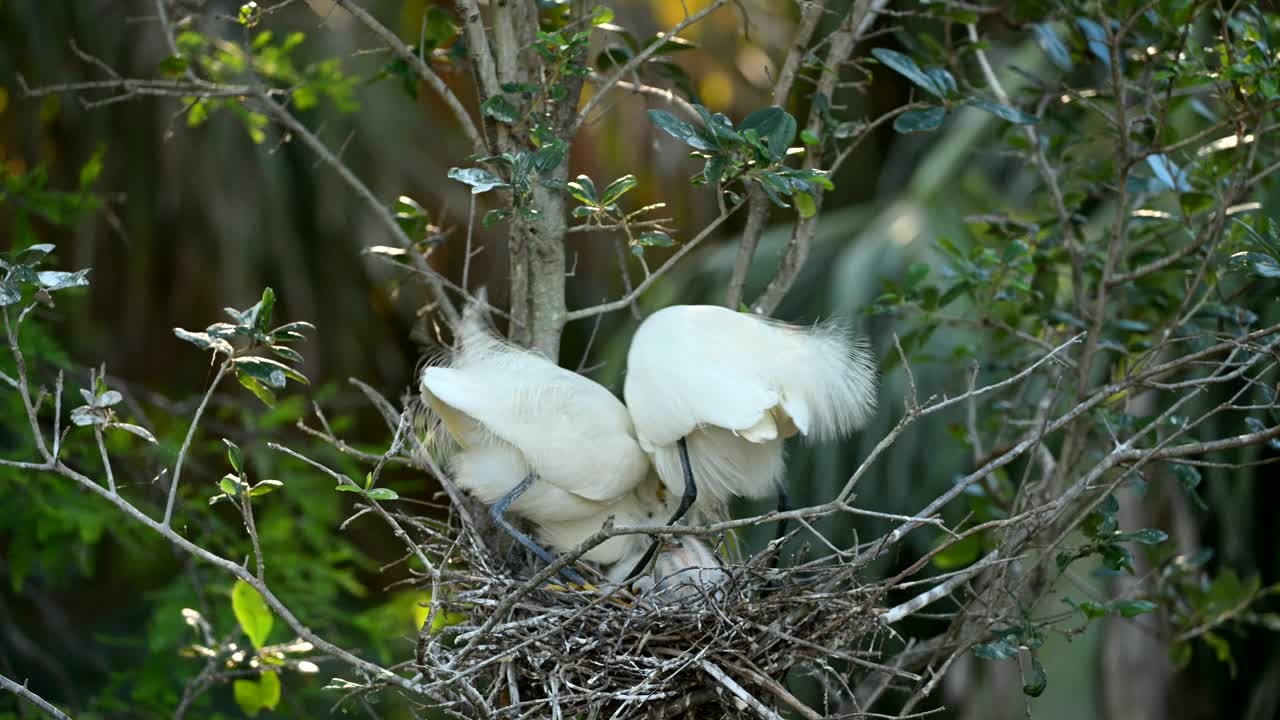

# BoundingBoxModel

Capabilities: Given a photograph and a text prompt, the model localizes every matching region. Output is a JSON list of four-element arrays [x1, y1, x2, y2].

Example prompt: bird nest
[[408, 512, 893, 719]]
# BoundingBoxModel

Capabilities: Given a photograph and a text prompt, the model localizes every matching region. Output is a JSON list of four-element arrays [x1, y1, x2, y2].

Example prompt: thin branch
[[0, 674, 72, 720], [335, 0, 487, 155], [572, 0, 731, 135], [565, 200, 745, 320], [164, 361, 229, 527]]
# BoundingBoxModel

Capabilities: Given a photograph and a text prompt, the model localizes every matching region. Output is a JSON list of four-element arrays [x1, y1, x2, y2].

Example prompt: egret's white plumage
[[418, 307, 655, 571], [624, 304, 877, 514]]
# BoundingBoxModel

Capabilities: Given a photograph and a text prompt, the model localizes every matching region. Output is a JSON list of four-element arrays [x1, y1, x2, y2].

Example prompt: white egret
[[419, 306, 651, 584], [622, 304, 877, 574]]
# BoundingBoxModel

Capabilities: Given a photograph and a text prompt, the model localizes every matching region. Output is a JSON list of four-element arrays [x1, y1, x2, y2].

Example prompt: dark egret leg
[[491, 473, 587, 585], [622, 437, 697, 582], [768, 481, 792, 570]]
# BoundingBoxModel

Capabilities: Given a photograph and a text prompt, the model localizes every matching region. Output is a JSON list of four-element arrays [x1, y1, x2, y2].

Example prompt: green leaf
[[1032, 23, 1073, 70], [483, 209, 513, 227], [238, 1, 261, 27], [591, 6, 614, 25], [234, 357, 308, 389], [637, 230, 674, 247], [599, 174, 637, 205], [567, 175, 598, 204], [793, 191, 816, 218], [1113, 599, 1157, 617], [367, 488, 400, 501], [894, 106, 947, 133], [739, 106, 797, 161], [174, 328, 233, 355], [233, 671, 280, 717], [234, 678, 262, 717], [973, 638, 1020, 660], [905, 262, 931, 289], [448, 167, 509, 194], [334, 484, 363, 493], [800, 129, 820, 146], [270, 344, 304, 363], [967, 97, 1038, 125], [481, 95, 520, 124], [1075, 18, 1111, 68], [1114, 528, 1168, 545], [158, 55, 189, 77], [1229, 252, 1280, 279], [236, 372, 278, 407], [224, 438, 243, 474], [422, 7, 457, 50], [1145, 154, 1190, 192], [109, 422, 158, 443], [231, 579, 274, 649], [871, 47, 946, 98], [932, 532, 981, 570], [219, 475, 241, 497], [250, 479, 284, 497], [1022, 655, 1047, 697], [648, 110, 715, 151], [78, 147, 104, 189]]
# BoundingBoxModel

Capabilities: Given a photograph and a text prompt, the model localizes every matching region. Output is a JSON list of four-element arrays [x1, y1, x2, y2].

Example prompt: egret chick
[[420, 308, 650, 584], [623, 305, 877, 573]]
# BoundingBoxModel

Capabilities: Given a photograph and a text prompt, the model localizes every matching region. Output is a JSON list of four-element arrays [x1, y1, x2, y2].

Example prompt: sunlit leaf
[[231, 579, 274, 649]]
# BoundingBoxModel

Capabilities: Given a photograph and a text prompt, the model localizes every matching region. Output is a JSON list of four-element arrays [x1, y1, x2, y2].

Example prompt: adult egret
[[623, 304, 877, 574], [419, 306, 650, 584]]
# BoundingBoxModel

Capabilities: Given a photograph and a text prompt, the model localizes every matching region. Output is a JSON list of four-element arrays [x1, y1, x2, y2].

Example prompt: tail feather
[[780, 321, 877, 442]]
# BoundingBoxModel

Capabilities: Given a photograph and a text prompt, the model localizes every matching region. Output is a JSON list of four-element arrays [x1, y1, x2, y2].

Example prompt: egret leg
[[623, 437, 697, 581], [768, 482, 792, 570], [491, 473, 587, 585]]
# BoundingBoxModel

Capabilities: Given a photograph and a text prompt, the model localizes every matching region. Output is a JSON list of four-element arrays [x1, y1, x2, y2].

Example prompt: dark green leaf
[[1022, 655, 1047, 697], [1146, 154, 1190, 192], [224, 438, 244, 474], [871, 47, 945, 98], [1229, 252, 1280, 279], [483, 209, 513, 227], [1032, 23, 1074, 70], [648, 110, 715, 151], [932, 532, 981, 570], [599, 174, 637, 205], [1113, 599, 1157, 617], [271, 344, 304, 363], [234, 357, 306, 389], [973, 638, 1020, 660], [968, 97, 1038, 125], [1115, 528, 1168, 545], [637, 231, 674, 247], [894, 106, 947, 133], [739, 106, 797, 161], [158, 55, 189, 77], [1075, 18, 1111, 68]]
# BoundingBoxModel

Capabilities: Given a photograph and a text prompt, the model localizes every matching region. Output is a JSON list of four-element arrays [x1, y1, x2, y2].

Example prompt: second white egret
[[622, 304, 878, 574]]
